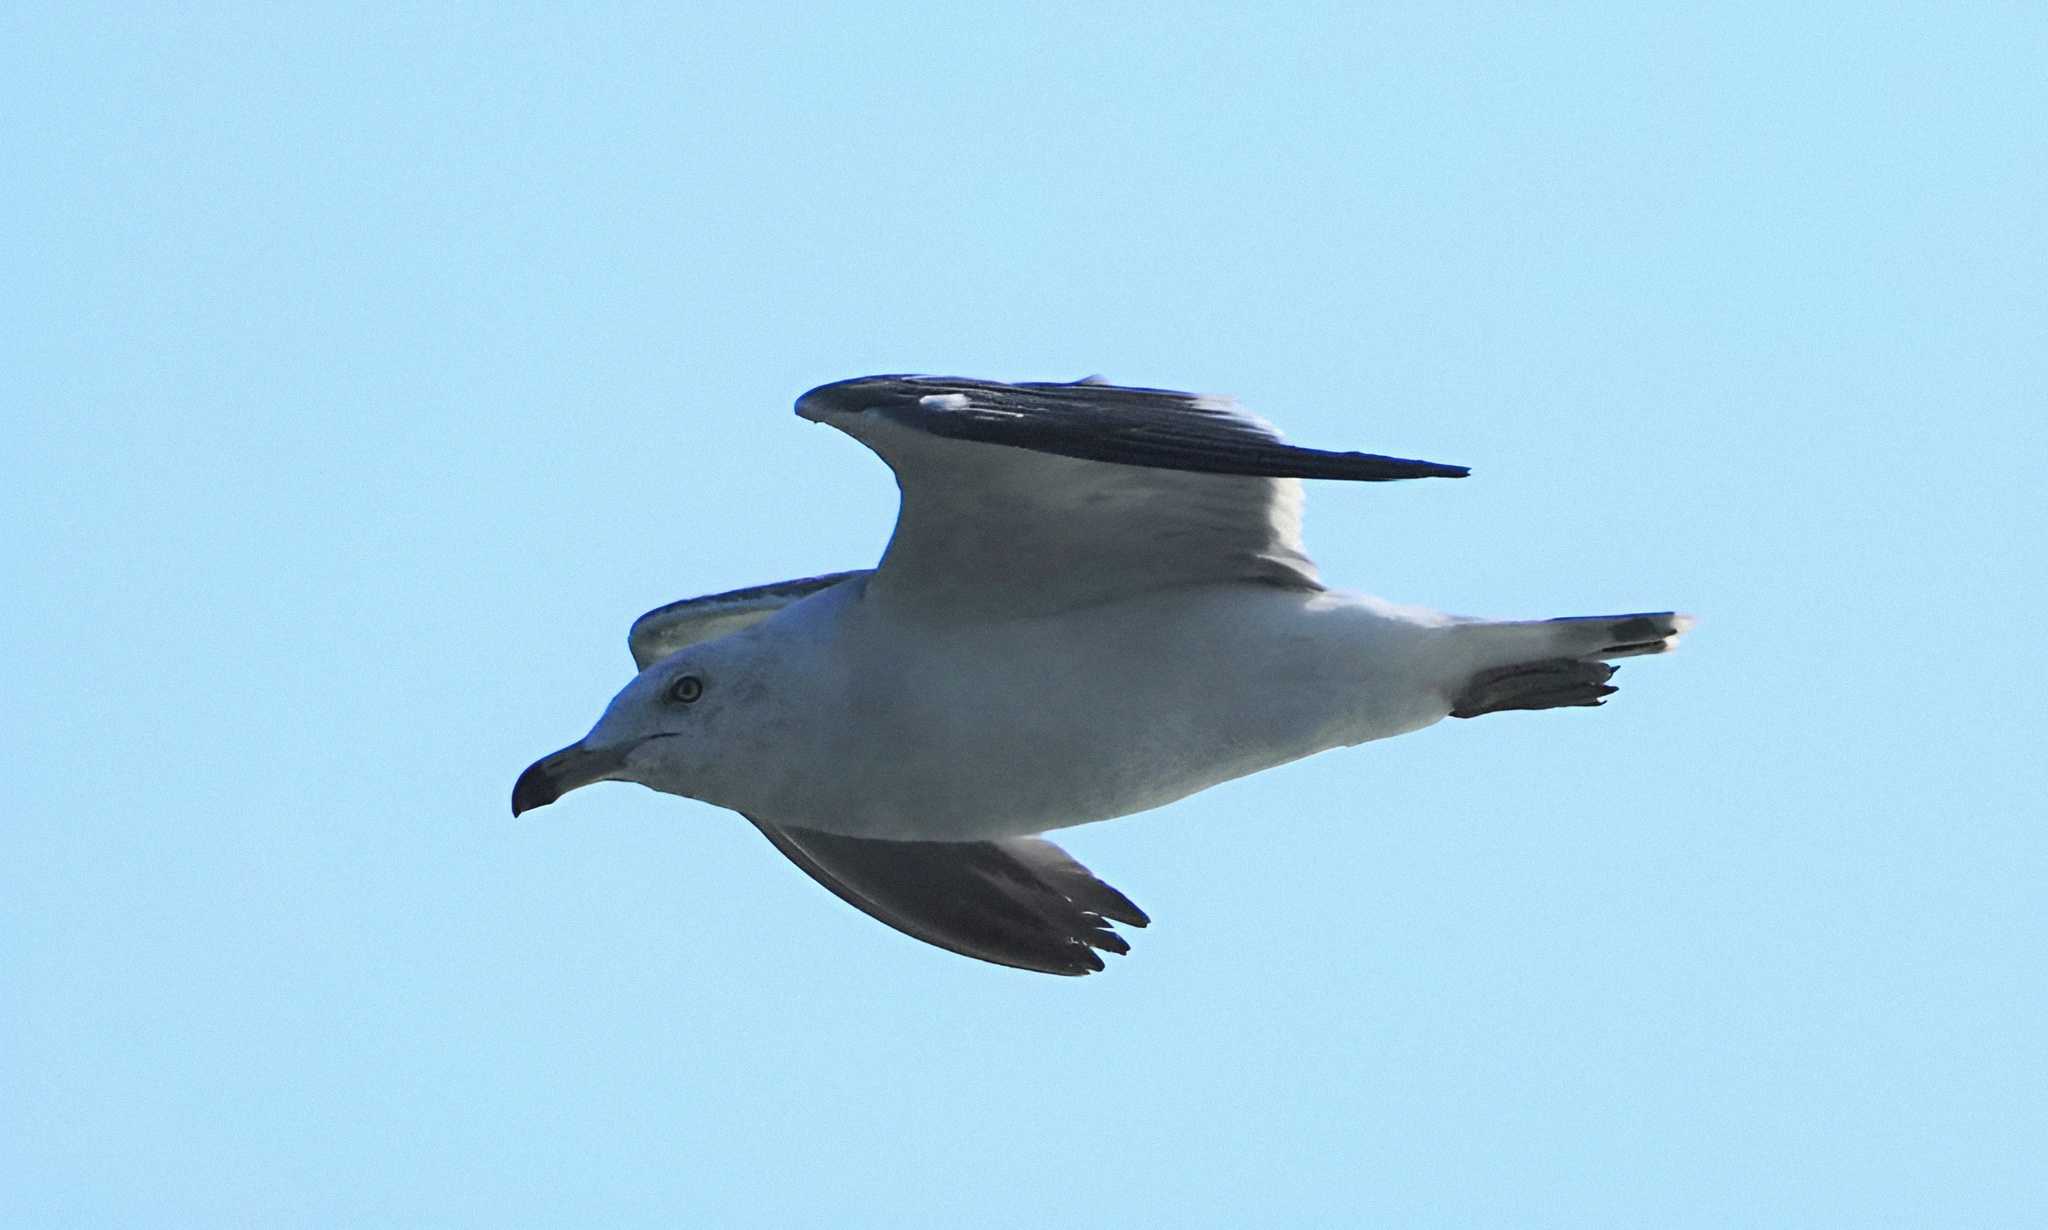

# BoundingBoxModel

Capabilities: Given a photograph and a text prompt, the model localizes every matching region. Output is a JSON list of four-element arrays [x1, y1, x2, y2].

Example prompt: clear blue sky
[[7, 5, 2043, 1226]]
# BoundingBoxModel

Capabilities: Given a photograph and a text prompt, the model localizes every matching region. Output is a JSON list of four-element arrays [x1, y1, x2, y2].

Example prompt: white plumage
[[513, 375, 1690, 975]]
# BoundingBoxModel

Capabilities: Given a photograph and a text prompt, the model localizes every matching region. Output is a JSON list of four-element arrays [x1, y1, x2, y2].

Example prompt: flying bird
[[513, 375, 1690, 975]]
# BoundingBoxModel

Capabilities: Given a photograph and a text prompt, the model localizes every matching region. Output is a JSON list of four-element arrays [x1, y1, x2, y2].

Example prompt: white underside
[[679, 579, 1478, 841]]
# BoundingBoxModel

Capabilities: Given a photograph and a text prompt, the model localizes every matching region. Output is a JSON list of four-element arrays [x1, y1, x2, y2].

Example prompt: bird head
[[511, 640, 760, 817]]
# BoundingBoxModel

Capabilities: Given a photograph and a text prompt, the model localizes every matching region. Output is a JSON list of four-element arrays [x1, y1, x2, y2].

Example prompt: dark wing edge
[[628, 570, 869, 669], [744, 817, 1149, 976], [796, 374, 1469, 482]]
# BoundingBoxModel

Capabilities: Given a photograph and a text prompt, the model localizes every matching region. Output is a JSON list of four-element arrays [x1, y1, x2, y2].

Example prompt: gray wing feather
[[796, 375, 1464, 618], [628, 571, 868, 669], [746, 817, 1148, 976]]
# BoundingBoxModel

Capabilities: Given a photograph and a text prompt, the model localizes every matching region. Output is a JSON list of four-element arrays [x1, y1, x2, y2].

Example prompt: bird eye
[[667, 675, 704, 704]]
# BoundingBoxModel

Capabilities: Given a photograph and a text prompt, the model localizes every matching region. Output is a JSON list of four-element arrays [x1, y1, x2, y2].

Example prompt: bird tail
[[1447, 612, 1693, 719]]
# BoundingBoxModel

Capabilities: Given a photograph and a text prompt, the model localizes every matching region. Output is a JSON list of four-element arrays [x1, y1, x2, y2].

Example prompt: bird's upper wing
[[745, 817, 1149, 975], [797, 375, 1466, 619], [628, 571, 868, 669]]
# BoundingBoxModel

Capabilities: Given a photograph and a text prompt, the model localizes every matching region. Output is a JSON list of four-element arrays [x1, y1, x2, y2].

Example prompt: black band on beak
[[510, 741, 634, 816], [511, 760, 563, 816]]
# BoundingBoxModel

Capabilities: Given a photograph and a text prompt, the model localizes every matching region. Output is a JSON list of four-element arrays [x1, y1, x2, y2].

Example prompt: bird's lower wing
[[744, 817, 1149, 975], [628, 571, 869, 669]]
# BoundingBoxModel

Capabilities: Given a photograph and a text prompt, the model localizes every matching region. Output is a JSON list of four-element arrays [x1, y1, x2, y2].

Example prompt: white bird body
[[516, 374, 1691, 974], [659, 577, 1461, 842]]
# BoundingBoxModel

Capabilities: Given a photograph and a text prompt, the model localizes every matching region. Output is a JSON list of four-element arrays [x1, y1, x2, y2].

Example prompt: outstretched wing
[[797, 375, 1465, 619], [746, 817, 1149, 975], [628, 571, 867, 669]]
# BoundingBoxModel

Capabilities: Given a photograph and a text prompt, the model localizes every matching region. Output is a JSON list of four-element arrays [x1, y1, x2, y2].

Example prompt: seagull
[[513, 375, 1691, 975]]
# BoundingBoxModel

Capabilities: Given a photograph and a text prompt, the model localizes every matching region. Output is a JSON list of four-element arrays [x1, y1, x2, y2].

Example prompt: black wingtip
[[1336, 449, 1468, 479], [803, 374, 1475, 484], [1279, 448, 1468, 482]]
